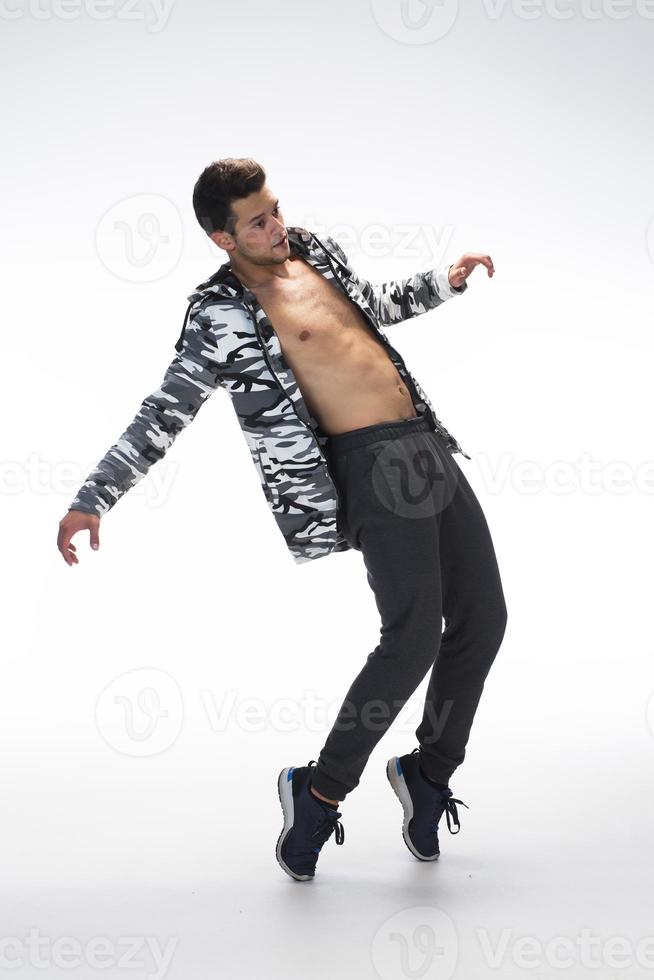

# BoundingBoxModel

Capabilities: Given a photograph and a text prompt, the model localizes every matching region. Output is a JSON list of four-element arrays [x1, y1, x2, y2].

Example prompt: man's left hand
[[448, 253, 495, 289]]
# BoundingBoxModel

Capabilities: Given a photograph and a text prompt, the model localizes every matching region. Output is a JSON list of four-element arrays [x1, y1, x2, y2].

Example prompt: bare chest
[[251, 258, 375, 351]]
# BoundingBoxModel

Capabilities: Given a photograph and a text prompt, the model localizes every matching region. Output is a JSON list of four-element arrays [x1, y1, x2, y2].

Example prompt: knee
[[494, 592, 508, 640], [450, 590, 507, 659], [372, 630, 440, 676], [478, 591, 508, 656]]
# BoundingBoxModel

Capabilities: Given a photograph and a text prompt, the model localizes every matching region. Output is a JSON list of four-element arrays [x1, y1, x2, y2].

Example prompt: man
[[58, 158, 507, 882]]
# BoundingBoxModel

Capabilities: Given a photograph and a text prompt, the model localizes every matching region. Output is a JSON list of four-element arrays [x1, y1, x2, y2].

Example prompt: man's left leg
[[415, 452, 508, 784]]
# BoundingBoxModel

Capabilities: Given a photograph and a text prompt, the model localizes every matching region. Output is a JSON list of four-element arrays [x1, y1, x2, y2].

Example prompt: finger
[[57, 527, 76, 565], [89, 527, 100, 551], [62, 547, 77, 566], [465, 253, 494, 271]]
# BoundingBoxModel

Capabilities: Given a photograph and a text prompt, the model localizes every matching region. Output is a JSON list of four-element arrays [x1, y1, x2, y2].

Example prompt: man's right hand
[[57, 510, 101, 566]]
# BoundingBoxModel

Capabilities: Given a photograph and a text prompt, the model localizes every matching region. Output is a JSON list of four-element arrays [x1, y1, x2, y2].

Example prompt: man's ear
[[210, 229, 235, 251]]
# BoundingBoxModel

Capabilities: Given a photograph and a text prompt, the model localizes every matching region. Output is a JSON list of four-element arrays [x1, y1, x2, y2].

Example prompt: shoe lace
[[436, 793, 469, 835], [410, 749, 470, 835], [312, 810, 345, 847], [307, 759, 345, 849]]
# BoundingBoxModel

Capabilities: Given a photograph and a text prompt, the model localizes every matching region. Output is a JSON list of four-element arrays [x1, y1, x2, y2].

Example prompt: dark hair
[[192, 157, 266, 237]]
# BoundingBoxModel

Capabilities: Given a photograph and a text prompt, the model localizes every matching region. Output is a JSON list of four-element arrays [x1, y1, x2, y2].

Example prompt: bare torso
[[248, 255, 418, 435]]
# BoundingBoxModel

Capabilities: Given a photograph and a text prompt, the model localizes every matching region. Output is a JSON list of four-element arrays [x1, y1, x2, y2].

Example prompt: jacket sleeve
[[68, 310, 224, 517], [323, 235, 468, 327]]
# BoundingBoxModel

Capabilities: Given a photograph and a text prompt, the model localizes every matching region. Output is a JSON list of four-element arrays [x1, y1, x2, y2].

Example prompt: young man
[[58, 158, 507, 882]]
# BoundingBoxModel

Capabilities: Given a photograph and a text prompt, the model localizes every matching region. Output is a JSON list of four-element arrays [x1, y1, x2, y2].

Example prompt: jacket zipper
[[319, 243, 471, 460], [319, 244, 431, 425], [244, 297, 343, 513], [318, 240, 419, 394]]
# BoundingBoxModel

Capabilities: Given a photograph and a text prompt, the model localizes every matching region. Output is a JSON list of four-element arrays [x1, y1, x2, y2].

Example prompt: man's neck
[[229, 252, 300, 292]]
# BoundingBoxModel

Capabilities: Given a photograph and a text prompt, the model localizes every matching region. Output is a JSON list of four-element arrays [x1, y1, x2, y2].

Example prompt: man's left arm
[[324, 236, 494, 327]]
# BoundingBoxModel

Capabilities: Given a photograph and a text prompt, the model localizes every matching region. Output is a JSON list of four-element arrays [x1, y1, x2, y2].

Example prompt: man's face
[[216, 185, 289, 264]]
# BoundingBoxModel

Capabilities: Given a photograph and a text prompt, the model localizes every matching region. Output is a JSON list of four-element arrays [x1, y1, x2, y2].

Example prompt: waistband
[[325, 413, 434, 453]]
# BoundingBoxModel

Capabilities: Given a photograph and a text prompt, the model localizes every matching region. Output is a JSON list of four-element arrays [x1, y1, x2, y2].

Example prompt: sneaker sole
[[275, 767, 314, 881], [386, 757, 440, 862]]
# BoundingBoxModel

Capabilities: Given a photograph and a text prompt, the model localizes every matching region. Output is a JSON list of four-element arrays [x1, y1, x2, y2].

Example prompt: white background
[[2, 0, 654, 977]]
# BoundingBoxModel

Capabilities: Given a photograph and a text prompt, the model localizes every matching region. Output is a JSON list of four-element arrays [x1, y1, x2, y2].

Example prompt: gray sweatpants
[[310, 413, 508, 801]]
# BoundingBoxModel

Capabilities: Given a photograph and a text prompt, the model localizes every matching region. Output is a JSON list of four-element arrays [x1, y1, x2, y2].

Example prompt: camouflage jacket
[[68, 226, 470, 564]]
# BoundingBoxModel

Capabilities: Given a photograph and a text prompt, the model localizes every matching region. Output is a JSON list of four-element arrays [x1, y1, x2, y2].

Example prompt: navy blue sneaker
[[276, 760, 345, 880], [386, 748, 469, 861]]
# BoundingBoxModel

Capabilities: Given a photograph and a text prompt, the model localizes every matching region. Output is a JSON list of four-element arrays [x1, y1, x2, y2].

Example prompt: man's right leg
[[310, 416, 447, 802]]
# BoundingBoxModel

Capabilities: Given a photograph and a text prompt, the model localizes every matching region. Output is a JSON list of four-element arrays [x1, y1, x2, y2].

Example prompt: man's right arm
[[67, 308, 224, 518]]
